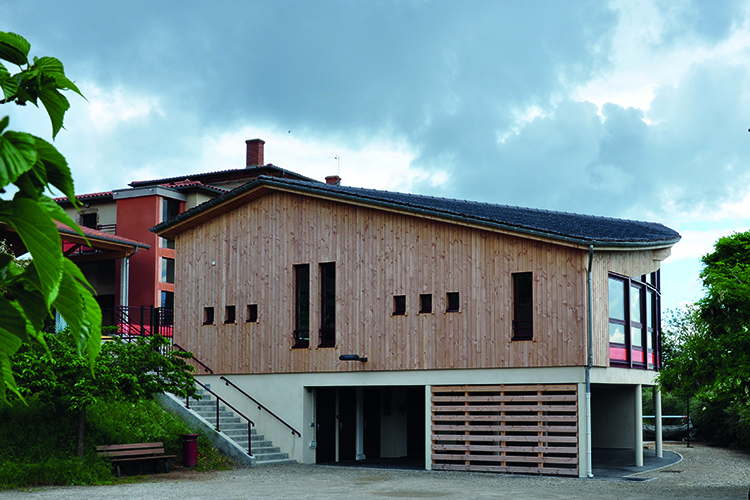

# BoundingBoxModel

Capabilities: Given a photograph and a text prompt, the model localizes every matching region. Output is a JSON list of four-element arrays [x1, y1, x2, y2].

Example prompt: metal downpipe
[[586, 244, 594, 478]]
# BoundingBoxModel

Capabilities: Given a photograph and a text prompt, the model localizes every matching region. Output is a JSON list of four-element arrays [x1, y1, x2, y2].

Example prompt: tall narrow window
[[393, 295, 406, 315], [225, 305, 236, 324], [446, 292, 460, 312], [319, 262, 336, 347], [161, 257, 175, 283], [512, 272, 533, 340], [162, 198, 181, 222], [294, 264, 310, 348]]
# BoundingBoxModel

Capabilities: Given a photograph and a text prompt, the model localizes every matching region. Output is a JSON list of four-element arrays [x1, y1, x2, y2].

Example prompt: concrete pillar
[[355, 387, 365, 460], [635, 384, 643, 467], [576, 382, 589, 478], [120, 257, 130, 307], [654, 386, 663, 458], [424, 385, 432, 471]]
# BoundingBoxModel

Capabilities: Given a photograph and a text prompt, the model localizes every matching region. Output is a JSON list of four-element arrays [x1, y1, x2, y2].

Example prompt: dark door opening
[[338, 388, 356, 461], [315, 388, 336, 463]]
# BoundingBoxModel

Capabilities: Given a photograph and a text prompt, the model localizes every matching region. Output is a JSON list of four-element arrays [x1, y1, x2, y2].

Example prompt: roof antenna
[[328, 155, 340, 176]]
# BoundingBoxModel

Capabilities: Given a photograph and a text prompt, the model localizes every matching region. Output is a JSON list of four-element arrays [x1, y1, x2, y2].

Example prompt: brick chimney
[[325, 175, 341, 185], [245, 139, 265, 168]]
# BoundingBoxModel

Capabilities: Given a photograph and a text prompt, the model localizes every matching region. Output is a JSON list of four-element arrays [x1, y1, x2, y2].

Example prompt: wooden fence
[[431, 384, 579, 476]]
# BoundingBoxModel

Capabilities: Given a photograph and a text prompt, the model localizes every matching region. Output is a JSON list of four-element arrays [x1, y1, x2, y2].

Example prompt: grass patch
[[0, 396, 233, 489]]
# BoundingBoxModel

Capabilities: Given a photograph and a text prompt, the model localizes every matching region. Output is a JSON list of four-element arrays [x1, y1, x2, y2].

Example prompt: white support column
[[654, 386, 663, 458], [635, 384, 643, 467], [120, 257, 130, 307], [355, 387, 365, 460], [576, 382, 590, 478], [425, 385, 432, 471]]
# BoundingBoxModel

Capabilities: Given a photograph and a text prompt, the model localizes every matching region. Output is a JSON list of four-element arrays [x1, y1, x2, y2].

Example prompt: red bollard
[[182, 434, 200, 467]]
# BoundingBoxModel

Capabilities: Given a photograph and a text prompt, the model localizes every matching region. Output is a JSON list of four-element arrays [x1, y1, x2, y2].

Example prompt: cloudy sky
[[3, 0, 750, 311]]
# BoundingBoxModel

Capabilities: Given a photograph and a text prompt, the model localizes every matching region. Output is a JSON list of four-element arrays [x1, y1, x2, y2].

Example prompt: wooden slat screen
[[431, 384, 579, 476]]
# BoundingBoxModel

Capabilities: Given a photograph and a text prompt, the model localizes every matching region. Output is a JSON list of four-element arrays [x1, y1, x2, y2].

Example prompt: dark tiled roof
[[54, 191, 114, 203], [154, 176, 680, 247], [129, 165, 319, 188]]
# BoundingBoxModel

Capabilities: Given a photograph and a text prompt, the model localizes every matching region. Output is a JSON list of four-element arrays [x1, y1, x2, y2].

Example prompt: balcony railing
[[113, 305, 173, 340]]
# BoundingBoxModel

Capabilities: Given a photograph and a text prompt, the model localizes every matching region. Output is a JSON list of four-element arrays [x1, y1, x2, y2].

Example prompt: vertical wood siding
[[174, 192, 594, 374]]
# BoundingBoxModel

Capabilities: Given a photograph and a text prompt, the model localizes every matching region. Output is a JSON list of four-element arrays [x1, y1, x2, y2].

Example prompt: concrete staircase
[[162, 389, 295, 466]]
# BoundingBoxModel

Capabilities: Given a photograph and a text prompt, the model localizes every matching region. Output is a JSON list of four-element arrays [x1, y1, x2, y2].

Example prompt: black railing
[[114, 305, 173, 339], [220, 376, 301, 438], [173, 343, 213, 374], [185, 379, 255, 455]]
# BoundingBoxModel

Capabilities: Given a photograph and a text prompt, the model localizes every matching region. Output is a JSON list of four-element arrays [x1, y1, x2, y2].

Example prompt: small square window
[[224, 305, 236, 324], [446, 292, 460, 312], [419, 294, 432, 314], [247, 304, 258, 322], [393, 295, 406, 315], [203, 307, 214, 325]]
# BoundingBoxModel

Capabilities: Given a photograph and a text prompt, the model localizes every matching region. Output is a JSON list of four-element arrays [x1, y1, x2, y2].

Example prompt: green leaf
[[4, 197, 62, 307], [0, 32, 30, 67], [0, 300, 28, 346], [57, 259, 101, 364], [32, 57, 84, 99], [39, 196, 86, 239], [12, 283, 48, 334], [0, 126, 37, 187], [0, 62, 19, 101], [36, 87, 70, 139], [33, 137, 77, 203], [0, 349, 24, 404]]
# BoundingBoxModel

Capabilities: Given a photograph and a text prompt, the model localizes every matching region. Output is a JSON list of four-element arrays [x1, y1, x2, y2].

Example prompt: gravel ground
[[2, 443, 749, 500]]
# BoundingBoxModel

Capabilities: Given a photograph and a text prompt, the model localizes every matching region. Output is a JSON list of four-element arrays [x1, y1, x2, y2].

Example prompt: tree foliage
[[12, 329, 198, 410], [0, 31, 99, 403], [659, 231, 750, 407]]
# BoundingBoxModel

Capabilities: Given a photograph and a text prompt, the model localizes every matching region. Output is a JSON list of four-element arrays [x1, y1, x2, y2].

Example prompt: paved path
[[2, 444, 748, 499]]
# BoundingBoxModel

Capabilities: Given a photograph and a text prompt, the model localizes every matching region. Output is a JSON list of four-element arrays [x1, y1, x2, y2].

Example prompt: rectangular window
[[512, 272, 533, 340], [160, 291, 174, 310], [160, 237, 175, 249], [203, 307, 214, 325], [225, 305, 236, 324], [162, 198, 181, 222], [393, 295, 406, 315], [161, 257, 175, 284], [81, 213, 97, 229], [319, 262, 336, 347], [446, 292, 460, 312], [419, 294, 432, 314], [247, 304, 258, 323], [294, 264, 310, 348]]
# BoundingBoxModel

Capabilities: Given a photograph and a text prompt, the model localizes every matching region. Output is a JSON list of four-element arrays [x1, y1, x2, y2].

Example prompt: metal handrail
[[186, 379, 255, 455], [220, 376, 301, 437], [173, 344, 214, 374]]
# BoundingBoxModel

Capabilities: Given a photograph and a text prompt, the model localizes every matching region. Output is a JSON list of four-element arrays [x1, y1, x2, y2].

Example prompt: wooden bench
[[96, 442, 176, 477]]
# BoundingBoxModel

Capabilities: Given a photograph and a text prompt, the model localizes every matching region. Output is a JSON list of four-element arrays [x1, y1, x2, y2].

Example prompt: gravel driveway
[[2, 443, 748, 500]]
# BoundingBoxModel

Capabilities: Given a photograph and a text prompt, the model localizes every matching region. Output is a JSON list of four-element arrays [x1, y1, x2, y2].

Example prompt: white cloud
[[83, 83, 163, 131]]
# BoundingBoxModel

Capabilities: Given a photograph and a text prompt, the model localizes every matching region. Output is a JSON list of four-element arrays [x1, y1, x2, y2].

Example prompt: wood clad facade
[[431, 384, 579, 476], [174, 190, 592, 375]]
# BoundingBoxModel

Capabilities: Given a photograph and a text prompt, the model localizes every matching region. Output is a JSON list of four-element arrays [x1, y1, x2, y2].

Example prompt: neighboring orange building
[[56, 139, 316, 329]]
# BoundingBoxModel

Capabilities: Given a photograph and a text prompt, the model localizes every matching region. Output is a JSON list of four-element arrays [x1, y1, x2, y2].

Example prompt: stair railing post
[[140, 305, 145, 336], [248, 423, 252, 456], [216, 398, 220, 432]]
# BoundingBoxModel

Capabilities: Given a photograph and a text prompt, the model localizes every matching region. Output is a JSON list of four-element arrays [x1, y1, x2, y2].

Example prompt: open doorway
[[314, 386, 424, 468]]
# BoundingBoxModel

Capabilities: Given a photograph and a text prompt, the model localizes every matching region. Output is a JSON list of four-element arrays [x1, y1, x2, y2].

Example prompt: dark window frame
[[393, 295, 406, 315], [446, 292, 460, 312], [512, 272, 533, 341], [419, 293, 433, 314], [203, 307, 214, 325], [319, 262, 336, 348], [247, 304, 258, 323], [81, 212, 97, 229], [293, 264, 310, 348], [161, 257, 175, 284], [608, 271, 661, 370]]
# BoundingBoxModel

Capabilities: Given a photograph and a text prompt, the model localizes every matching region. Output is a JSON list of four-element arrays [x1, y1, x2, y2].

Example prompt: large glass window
[[608, 272, 660, 369], [319, 262, 336, 347], [293, 264, 310, 348]]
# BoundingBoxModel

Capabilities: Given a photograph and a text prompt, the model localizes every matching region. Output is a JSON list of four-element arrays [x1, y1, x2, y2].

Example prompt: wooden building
[[154, 176, 680, 477]]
